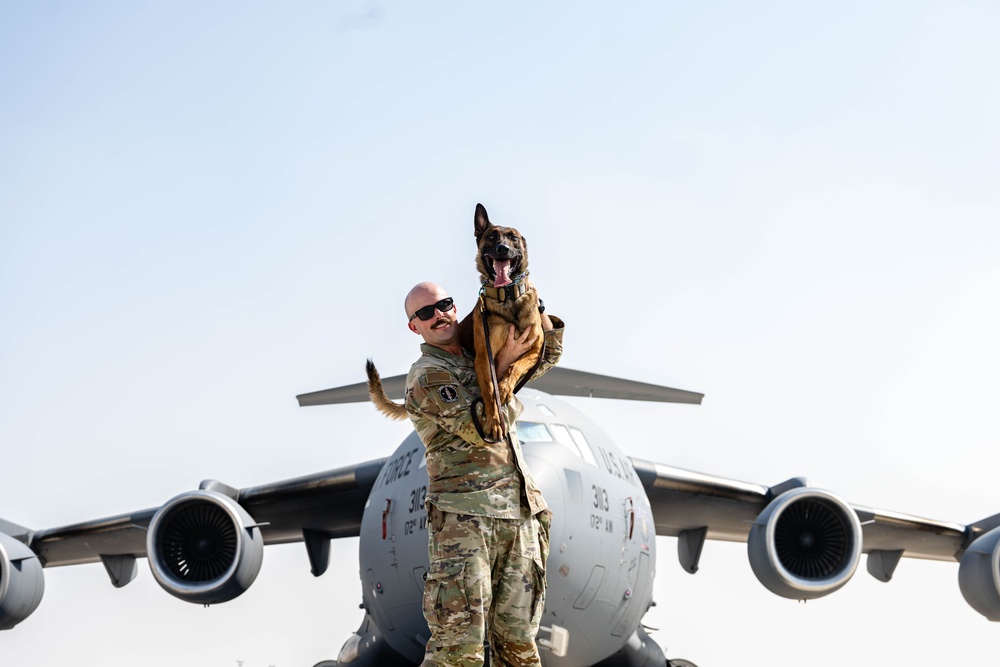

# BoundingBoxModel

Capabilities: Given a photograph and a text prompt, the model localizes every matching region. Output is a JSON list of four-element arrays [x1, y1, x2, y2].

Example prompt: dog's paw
[[485, 415, 506, 442]]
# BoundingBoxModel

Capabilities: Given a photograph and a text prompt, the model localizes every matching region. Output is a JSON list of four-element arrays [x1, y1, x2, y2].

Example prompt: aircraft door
[[612, 494, 655, 638]]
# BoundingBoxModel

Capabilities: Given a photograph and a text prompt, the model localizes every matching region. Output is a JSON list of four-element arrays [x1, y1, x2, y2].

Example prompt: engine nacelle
[[0, 532, 45, 630], [147, 490, 264, 604], [959, 525, 1000, 621], [748, 487, 862, 600]]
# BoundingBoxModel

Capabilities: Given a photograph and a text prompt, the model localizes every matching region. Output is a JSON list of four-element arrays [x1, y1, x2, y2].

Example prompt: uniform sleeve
[[406, 366, 501, 449], [529, 314, 565, 381]]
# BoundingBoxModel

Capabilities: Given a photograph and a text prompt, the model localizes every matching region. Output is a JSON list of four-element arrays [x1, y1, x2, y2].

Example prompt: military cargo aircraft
[[2, 367, 999, 666]]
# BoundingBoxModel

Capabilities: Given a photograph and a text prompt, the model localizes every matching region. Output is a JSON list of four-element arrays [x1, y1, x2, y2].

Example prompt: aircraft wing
[[0, 457, 387, 629], [297, 366, 705, 405], [630, 456, 1000, 601], [25, 457, 386, 570]]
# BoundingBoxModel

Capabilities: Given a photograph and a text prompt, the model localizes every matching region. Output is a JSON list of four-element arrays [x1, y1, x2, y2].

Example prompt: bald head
[[404, 282, 450, 320], [404, 281, 461, 353]]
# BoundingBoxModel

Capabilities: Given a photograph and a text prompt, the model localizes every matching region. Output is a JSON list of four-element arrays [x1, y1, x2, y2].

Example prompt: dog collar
[[480, 281, 530, 303]]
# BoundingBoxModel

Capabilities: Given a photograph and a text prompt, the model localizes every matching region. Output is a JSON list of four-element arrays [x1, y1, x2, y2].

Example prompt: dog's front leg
[[496, 323, 544, 405], [474, 317, 506, 442]]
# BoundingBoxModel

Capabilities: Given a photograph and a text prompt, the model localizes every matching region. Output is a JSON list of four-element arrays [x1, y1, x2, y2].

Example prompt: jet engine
[[959, 525, 1000, 621], [747, 487, 862, 600], [146, 490, 264, 604], [0, 532, 45, 630]]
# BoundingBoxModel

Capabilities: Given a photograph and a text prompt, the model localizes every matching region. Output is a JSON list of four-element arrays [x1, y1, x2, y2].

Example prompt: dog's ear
[[474, 203, 491, 239]]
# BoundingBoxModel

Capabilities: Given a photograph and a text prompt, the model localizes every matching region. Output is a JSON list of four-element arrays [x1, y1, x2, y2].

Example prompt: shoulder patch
[[423, 371, 453, 386], [437, 385, 459, 403]]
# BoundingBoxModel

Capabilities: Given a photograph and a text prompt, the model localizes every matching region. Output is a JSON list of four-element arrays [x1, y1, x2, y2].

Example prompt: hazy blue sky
[[2, 2, 998, 666]]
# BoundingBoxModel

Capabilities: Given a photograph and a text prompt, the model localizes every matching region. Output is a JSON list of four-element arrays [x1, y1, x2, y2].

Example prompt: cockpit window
[[520, 422, 598, 467], [547, 423, 572, 446], [517, 421, 553, 442], [568, 426, 599, 466]]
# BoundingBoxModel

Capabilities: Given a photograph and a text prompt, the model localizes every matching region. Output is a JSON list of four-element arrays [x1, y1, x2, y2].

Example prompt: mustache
[[430, 317, 454, 329]]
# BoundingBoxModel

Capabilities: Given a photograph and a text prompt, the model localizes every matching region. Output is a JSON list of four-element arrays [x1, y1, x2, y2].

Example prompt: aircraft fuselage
[[357, 389, 659, 666]]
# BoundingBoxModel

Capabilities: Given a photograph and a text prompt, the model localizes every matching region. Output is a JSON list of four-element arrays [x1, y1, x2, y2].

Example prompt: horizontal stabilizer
[[528, 367, 703, 403], [297, 376, 400, 406], [296, 367, 703, 406]]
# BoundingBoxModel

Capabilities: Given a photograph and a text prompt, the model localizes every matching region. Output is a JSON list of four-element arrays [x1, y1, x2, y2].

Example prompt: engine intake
[[147, 490, 263, 604], [0, 532, 45, 630], [959, 525, 1000, 621], [748, 487, 862, 600]]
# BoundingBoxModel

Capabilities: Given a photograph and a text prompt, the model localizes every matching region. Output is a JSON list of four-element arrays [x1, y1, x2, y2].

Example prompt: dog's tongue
[[493, 259, 512, 287]]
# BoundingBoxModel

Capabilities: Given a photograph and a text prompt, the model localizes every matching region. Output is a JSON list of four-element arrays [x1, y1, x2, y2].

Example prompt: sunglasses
[[408, 297, 455, 322]]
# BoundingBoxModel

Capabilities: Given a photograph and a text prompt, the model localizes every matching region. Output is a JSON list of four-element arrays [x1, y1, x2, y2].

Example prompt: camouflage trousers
[[421, 506, 552, 667]]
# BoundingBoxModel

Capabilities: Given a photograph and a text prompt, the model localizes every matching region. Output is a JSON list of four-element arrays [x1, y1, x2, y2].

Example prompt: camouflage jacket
[[405, 316, 565, 519]]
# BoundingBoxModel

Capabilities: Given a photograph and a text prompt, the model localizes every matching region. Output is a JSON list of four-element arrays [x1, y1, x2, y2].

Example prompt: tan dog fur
[[366, 203, 542, 442]]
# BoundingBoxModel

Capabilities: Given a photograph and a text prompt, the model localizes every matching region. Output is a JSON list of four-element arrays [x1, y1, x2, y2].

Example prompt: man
[[402, 281, 565, 667]]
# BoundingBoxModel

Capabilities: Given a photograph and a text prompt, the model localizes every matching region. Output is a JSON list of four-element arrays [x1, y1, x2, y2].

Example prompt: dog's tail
[[366, 359, 409, 421]]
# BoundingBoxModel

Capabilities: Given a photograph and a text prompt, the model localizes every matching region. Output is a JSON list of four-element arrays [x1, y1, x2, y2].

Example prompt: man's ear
[[408, 321, 419, 334]]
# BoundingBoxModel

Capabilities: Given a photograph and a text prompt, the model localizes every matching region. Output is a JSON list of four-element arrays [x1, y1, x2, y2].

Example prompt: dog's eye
[[488, 232, 498, 241]]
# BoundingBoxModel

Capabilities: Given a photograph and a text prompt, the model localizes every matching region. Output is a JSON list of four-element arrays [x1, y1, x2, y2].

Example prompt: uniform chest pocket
[[422, 558, 472, 629]]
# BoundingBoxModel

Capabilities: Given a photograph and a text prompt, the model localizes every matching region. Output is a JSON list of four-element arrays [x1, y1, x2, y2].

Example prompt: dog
[[366, 203, 544, 442]]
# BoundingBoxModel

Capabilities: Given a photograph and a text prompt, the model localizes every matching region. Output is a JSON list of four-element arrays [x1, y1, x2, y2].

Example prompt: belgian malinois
[[366, 203, 543, 442]]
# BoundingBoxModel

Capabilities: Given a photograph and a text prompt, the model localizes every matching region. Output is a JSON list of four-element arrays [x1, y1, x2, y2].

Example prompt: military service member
[[402, 281, 565, 667]]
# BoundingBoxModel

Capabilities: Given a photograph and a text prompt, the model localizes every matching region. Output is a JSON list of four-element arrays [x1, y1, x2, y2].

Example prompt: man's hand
[[496, 325, 537, 381]]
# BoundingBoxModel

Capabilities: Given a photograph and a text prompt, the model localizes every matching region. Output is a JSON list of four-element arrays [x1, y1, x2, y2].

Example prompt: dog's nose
[[496, 243, 511, 258]]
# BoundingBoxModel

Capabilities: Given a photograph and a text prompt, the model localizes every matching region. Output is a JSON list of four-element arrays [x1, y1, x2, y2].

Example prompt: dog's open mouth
[[487, 256, 520, 287]]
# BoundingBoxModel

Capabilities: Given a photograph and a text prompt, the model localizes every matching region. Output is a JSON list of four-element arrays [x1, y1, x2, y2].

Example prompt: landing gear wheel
[[668, 660, 698, 667]]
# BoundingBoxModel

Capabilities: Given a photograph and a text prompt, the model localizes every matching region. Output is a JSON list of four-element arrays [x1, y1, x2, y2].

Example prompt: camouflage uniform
[[405, 316, 565, 667]]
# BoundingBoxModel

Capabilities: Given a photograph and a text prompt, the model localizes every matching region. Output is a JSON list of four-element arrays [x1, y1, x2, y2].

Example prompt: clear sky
[[1, 1, 998, 666]]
